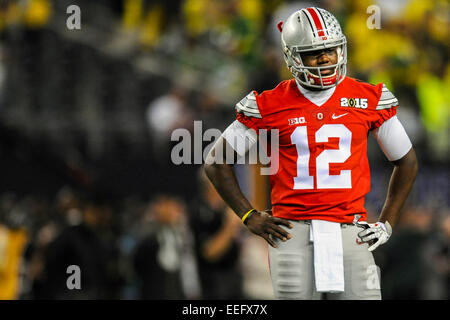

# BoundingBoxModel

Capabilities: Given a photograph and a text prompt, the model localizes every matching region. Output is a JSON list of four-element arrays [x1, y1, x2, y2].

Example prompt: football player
[[204, 7, 418, 299]]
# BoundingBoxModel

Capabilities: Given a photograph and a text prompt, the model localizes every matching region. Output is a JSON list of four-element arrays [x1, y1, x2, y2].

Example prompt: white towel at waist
[[310, 220, 345, 293]]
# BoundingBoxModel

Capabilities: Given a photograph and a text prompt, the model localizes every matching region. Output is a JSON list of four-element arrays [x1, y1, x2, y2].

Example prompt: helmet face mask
[[280, 7, 347, 90]]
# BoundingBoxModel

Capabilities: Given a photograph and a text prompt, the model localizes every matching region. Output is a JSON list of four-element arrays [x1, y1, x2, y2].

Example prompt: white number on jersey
[[291, 126, 314, 189], [290, 124, 352, 190]]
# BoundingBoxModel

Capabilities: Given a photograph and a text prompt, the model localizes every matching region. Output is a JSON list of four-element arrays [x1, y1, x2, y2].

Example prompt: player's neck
[[295, 79, 337, 106], [296, 80, 336, 95]]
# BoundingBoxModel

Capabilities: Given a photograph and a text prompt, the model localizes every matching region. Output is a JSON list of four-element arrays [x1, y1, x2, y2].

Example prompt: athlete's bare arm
[[378, 148, 418, 228], [204, 136, 293, 248]]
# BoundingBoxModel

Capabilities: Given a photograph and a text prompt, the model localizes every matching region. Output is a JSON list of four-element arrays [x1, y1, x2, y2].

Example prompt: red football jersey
[[235, 77, 398, 223]]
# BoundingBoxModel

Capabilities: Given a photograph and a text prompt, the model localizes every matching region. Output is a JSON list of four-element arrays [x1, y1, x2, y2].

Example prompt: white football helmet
[[279, 7, 347, 89]]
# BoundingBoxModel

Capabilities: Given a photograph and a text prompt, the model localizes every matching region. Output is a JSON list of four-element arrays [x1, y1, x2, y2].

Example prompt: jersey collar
[[295, 78, 337, 107]]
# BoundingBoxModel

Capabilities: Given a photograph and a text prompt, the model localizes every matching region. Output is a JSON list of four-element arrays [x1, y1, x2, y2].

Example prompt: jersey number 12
[[290, 124, 352, 189]]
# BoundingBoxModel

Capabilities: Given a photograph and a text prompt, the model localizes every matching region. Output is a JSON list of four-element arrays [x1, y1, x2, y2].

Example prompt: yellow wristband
[[241, 209, 256, 224]]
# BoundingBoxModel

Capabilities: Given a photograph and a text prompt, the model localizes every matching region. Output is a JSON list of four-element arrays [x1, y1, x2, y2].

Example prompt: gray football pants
[[268, 220, 382, 300]]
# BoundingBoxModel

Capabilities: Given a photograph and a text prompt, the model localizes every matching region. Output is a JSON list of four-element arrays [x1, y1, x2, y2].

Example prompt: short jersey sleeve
[[235, 91, 265, 131], [370, 84, 398, 130]]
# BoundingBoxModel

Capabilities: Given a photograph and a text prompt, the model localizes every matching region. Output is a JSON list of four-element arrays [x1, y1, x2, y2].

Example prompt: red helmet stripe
[[306, 7, 325, 37], [315, 8, 329, 36]]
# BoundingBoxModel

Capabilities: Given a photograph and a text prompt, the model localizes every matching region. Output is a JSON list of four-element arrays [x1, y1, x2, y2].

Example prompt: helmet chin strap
[[290, 59, 344, 90], [306, 68, 337, 86]]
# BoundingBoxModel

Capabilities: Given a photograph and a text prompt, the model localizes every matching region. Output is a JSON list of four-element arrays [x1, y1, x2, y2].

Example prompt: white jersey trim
[[377, 85, 398, 110], [235, 92, 262, 119], [371, 116, 412, 161]]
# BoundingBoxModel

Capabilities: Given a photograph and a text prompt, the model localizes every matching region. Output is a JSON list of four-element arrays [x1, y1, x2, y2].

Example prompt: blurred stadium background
[[0, 0, 448, 300]]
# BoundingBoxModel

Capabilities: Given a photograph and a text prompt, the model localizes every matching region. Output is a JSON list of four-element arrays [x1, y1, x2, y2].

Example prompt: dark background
[[0, 0, 447, 300]]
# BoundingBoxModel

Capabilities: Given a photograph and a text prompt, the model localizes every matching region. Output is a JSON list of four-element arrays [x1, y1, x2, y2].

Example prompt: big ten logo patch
[[288, 117, 306, 125]]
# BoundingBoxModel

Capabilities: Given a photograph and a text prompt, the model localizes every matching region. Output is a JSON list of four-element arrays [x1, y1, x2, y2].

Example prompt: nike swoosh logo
[[332, 113, 348, 120]]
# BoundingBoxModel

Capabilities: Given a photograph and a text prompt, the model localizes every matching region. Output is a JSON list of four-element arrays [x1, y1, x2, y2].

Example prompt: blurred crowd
[[0, 0, 448, 300], [0, 171, 272, 300]]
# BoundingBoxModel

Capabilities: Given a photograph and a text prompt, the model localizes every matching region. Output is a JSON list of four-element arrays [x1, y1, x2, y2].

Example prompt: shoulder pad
[[376, 84, 398, 110], [235, 91, 262, 119]]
